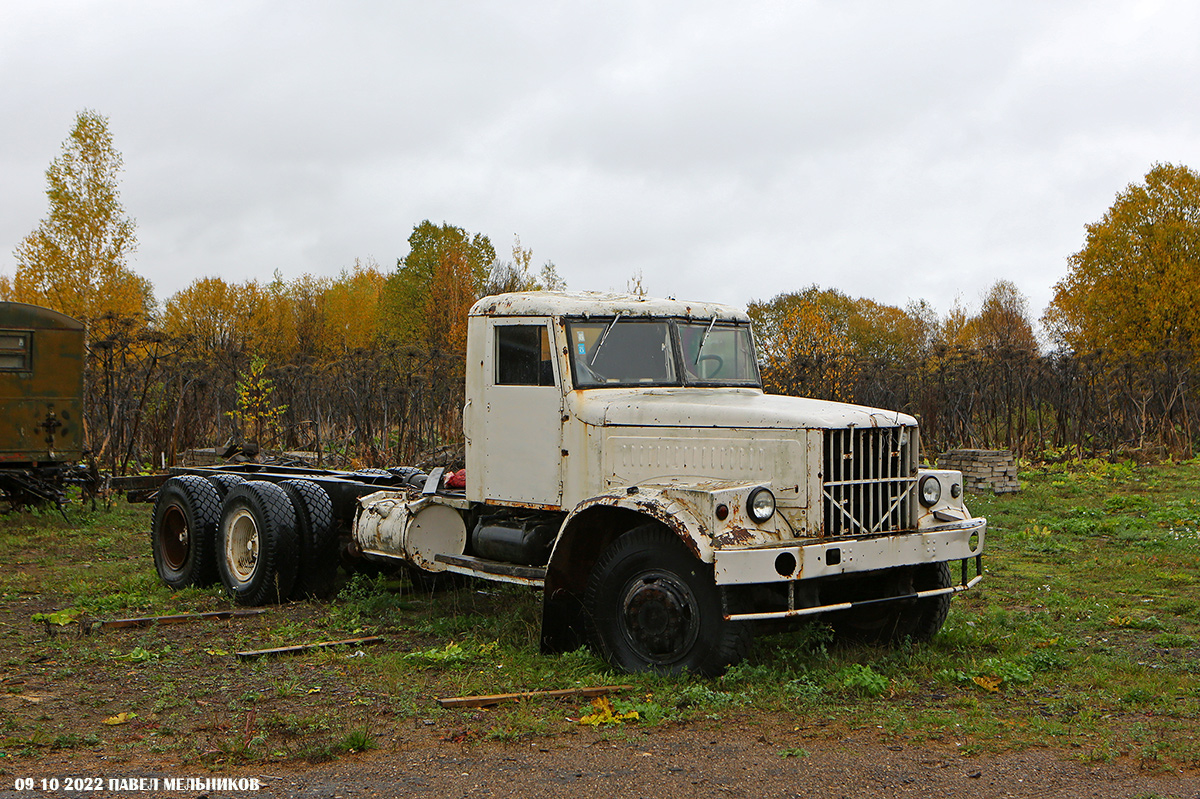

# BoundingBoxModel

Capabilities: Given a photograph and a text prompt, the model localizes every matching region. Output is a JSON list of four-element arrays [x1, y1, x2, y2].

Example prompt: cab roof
[[469, 291, 750, 322]]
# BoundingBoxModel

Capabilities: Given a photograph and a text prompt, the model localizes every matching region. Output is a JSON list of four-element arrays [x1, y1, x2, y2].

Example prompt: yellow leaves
[[161, 276, 247, 354], [102, 712, 136, 725], [228, 356, 287, 446], [577, 696, 638, 726], [972, 675, 1003, 693], [162, 263, 389, 363], [1046, 162, 1200, 362], [749, 291, 859, 402], [320, 260, 385, 355], [9, 110, 148, 333]]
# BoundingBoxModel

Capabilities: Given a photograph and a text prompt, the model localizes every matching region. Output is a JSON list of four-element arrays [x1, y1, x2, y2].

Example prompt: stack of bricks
[[937, 449, 1020, 494]]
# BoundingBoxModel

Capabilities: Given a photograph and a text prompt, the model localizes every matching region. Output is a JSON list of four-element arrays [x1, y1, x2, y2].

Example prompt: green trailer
[[0, 301, 87, 507]]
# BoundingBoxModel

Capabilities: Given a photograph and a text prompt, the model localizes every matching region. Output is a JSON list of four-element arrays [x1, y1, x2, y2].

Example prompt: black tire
[[216, 481, 299, 605], [830, 562, 952, 645], [280, 479, 338, 600], [387, 466, 428, 489], [908, 562, 953, 641], [584, 525, 751, 677], [151, 476, 221, 589], [207, 472, 246, 498]]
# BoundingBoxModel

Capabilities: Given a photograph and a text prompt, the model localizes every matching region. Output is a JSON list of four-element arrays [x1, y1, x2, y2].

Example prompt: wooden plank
[[99, 609, 267, 629], [236, 636, 384, 659], [436, 684, 635, 709]]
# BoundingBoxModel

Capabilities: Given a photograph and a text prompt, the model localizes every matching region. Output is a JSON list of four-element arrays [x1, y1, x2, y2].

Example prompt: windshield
[[677, 320, 760, 385], [566, 317, 760, 388]]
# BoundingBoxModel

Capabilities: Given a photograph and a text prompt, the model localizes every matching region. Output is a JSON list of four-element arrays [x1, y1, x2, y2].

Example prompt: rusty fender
[[552, 487, 713, 563]]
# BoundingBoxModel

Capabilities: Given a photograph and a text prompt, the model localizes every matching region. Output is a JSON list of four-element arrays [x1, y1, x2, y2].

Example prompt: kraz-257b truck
[[149, 291, 985, 675]]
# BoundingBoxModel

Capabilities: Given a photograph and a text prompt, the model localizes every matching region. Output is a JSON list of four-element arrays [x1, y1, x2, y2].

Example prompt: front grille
[[822, 426, 917, 537]]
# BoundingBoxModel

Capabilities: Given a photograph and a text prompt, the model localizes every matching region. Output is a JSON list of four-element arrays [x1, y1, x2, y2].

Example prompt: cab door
[[478, 319, 564, 508]]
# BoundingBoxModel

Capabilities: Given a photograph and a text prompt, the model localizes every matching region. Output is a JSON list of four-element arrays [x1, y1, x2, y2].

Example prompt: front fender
[[553, 488, 712, 565], [540, 487, 710, 654]]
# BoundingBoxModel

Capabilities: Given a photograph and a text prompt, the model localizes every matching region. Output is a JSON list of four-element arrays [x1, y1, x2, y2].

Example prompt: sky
[[2, 1, 1198, 330]]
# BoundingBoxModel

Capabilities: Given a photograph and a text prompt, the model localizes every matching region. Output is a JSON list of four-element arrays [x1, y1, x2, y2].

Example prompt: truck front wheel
[[585, 525, 751, 677], [830, 562, 952, 645]]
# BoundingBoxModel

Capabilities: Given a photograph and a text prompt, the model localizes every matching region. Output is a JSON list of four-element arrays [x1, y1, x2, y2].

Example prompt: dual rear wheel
[[150, 475, 337, 605]]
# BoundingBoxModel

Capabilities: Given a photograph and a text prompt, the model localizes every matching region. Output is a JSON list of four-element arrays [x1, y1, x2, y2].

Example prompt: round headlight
[[747, 487, 776, 523], [919, 475, 942, 507]]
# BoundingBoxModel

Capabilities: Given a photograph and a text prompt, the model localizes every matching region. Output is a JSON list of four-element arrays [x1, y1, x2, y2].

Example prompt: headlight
[[747, 487, 775, 523], [919, 475, 942, 507]]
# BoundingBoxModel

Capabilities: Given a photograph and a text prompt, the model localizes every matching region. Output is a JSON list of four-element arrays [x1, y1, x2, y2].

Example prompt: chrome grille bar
[[822, 427, 917, 537]]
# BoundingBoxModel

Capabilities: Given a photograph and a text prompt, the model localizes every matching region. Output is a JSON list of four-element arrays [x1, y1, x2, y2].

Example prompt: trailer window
[[495, 325, 555, 386], [0, 331, 31, 371]]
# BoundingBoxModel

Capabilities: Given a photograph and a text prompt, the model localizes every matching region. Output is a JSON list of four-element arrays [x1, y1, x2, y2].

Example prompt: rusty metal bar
[[236, 636, 384, 659], [437, 684, 634, 709], [725, 575, 985, 622], [100, 609, 267, 629]]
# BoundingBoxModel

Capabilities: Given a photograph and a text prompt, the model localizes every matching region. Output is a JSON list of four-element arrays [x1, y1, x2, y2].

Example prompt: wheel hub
[[619, 571, 700, 664], [159, 506, 189, 570], [226, 508, 260, 583]]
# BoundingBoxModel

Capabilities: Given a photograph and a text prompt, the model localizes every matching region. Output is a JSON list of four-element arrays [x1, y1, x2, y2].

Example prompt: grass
[[1, 458, 1199, 770]]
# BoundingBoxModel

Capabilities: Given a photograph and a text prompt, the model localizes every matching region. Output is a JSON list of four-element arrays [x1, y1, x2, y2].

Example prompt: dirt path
[[12, 725, 1199, 799]]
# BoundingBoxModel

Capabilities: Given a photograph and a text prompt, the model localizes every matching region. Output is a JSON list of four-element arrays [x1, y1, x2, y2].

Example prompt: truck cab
[[452, 292, 984, 674]]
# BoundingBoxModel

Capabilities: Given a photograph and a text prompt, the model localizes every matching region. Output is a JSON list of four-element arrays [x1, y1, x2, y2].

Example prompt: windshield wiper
[[589, 312, 623, 366], [694, 315, 718, 364]]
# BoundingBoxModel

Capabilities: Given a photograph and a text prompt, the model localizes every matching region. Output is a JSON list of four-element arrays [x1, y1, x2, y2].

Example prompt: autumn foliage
[[5, 113, 1200, 470]]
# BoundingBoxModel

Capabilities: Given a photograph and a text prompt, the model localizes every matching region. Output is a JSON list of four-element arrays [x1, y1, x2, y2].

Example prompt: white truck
[[148, 291, 985, 676]]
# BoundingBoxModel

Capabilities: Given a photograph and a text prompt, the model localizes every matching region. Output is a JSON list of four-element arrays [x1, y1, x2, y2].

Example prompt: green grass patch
[[2, 462, 1200, 767]]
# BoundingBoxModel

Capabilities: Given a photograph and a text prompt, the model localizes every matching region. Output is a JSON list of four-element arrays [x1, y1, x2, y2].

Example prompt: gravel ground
[[10, 723, 1199, 799]]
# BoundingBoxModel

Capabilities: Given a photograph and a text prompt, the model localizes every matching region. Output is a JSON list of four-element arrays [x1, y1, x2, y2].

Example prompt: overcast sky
[[2, 1, 1198, 328]]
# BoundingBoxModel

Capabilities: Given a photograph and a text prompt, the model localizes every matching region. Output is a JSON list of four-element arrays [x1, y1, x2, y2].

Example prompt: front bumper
[[711, 517, 986, 622]]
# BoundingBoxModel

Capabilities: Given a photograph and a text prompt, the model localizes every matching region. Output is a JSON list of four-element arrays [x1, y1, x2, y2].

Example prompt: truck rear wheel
[[584, 525, 751, 677], [151, 476, 221, 589], [217, 481, 299, 605], [207, 472, 246, 497], [830, 562, 952, 645], [279, 479, 338, 600]]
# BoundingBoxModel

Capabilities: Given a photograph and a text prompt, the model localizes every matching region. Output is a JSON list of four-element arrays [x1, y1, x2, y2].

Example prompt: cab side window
[[496, 325, 554, 386]]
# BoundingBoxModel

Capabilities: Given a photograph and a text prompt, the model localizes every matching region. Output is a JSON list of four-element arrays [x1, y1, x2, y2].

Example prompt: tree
[[748, 288, 859, 401], [485, 236, 566, 295], [5, 109, 152, 330], [381, 221, 495, 353], [975, 280, 1037, 355], [933, 295, 977, 352], [1045, 162, 1200, 359], [161, 276, 249, 356], [319, 259, 386, 355], [228, 356, 287, 448]]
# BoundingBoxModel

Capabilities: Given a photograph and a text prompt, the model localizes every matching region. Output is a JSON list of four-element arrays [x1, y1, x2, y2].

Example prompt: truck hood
[[571, 388, 917, 430]]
